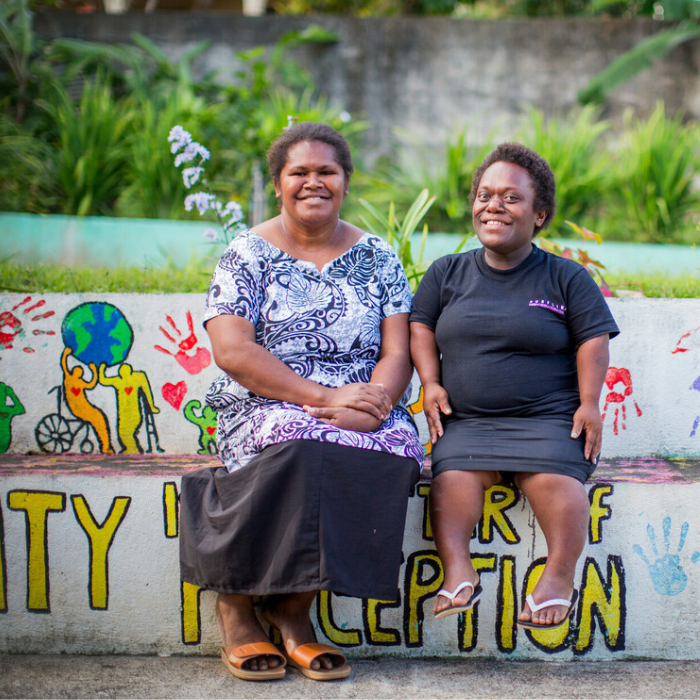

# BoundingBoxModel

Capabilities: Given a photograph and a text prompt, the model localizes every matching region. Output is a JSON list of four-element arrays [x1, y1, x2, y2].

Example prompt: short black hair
[[469, 142, 556, 235], [266, 122, 354, 184]]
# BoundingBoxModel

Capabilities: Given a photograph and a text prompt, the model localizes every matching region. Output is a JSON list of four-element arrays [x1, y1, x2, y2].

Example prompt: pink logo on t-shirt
[[528, 300, 566, 315]]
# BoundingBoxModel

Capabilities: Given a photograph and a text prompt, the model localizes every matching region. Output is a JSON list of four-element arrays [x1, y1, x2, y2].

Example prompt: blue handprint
[[633, 517, 700, 596]]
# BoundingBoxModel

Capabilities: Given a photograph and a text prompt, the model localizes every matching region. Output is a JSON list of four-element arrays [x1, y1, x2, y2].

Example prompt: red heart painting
[[162, 381, 187, 411]]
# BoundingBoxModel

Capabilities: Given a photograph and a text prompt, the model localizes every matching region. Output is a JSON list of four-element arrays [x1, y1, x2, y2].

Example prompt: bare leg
[[216, 594, 282, 671], [262, 592, 336, 671], [515, 472, 589, 627], [430, 469, 500, 615]]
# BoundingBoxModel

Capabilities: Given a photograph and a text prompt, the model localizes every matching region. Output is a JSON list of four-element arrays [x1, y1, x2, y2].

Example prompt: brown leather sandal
[[285, 642, 351, 681], [220, 642, 287, 681]]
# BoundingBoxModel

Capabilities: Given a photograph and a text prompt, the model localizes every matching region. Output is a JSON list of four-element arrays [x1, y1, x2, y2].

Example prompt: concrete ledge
[[3, 293, 700, 659], [1, 455, 699, 659]]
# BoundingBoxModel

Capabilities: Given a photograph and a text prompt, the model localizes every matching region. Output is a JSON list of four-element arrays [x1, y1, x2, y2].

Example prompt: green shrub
[[38, 74, 136, 216], [358, 126, 495, 234], [607, 103, 700, 244], [515, 105, 611, 237]]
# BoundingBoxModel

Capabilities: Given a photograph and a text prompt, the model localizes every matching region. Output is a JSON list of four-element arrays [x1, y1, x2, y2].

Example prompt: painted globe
[[61, 302, 134, 367]]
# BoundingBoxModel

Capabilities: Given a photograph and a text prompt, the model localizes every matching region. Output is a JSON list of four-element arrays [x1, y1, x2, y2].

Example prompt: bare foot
[[434, 566, 480, 616], [518, 574, 575, 628], [216, 594, 282, 671], [262, 593, 336, 672]]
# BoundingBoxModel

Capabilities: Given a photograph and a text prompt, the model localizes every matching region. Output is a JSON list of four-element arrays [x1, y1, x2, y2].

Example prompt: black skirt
[[179, 440, 420, 601], [431, 416, 596, 484]]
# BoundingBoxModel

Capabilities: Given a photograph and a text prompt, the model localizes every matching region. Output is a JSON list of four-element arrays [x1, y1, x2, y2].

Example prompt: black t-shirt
[[410, 245, 620, 420]]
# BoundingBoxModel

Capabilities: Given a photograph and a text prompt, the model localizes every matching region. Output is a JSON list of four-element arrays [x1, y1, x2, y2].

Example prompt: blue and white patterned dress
[[204, 229, 423, 473]]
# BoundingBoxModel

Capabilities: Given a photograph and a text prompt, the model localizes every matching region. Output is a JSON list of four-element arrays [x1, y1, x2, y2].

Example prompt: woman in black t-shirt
[[410, 143, 619, 630]]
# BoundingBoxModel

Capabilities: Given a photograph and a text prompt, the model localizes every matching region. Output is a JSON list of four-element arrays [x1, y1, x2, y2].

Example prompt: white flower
[[185, 192, 217, 215], [223, 200, 244, 222], [174, 142, 211, 167], [168, 126, 192, 154], [339, 110, 351, 123], [182, 167, 203, 189], [202, 228, 218, 242]]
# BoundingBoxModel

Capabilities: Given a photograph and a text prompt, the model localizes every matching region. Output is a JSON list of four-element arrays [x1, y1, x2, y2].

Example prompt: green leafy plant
[[360, 126, 495, 233], [516, 105, 611, 237], [579, 0, 700, 105], [609, 103, 700, 244], [117, 90, 225, 220], [358, 189, 469, 290], [39, 74, 136, 216]]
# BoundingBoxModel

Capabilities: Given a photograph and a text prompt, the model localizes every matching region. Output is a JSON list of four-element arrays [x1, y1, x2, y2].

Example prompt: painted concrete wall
[[3, 293, 700, 459], [1, 465, 698, 659], [2, 292, 700, 658], [33, 12, 700, 160]]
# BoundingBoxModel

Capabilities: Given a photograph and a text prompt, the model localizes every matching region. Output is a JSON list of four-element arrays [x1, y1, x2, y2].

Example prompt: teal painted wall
[[1, 212, 699, 274]]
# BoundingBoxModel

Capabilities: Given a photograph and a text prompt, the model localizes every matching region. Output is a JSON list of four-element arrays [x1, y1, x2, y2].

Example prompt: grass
[[1, 262, 699, 298], [0, 261, 213, 294], [606, 272, 700, 299]]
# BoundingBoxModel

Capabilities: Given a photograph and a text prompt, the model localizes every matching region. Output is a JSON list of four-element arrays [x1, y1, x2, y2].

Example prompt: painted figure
[[0, 382, 26, 452], [99, 363, 160, 453], [61, 347, 113, 453], [183, 399, 218, 454]]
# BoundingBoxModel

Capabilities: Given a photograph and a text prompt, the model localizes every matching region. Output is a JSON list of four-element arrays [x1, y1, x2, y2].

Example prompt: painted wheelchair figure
[[35, 385, 97, 454]]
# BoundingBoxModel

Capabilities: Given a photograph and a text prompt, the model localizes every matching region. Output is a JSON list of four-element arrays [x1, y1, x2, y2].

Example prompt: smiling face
[[274, 140, 348, 228], [472, 161, 547, 270]]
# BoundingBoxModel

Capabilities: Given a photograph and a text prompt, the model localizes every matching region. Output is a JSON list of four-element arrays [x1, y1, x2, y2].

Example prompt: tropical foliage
[[1, 0, 699, 250]]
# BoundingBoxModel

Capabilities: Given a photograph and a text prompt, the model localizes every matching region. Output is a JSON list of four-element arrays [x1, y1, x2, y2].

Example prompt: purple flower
[[175, 142, 211, 167], [185, 192, 216, 215], [182, 167, 203, 188], [167, 126, 192, 154]]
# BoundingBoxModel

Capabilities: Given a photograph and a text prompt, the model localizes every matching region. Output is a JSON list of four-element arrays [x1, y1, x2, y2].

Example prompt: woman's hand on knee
[[571, 402, 603, 463], [422, 382, 452, 444]]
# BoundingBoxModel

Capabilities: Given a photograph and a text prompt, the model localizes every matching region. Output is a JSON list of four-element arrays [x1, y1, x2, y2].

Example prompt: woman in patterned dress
[[179, 123, 422, 681]]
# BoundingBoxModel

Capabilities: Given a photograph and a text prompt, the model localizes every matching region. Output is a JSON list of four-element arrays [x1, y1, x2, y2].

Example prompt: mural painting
[[1, 297, 213, 455], [633, 517, 700, 596], [0, 479, 631, 658], [0, 383, 25, 454], [0, 296, 56, 355], [1, 294, 700, 658]]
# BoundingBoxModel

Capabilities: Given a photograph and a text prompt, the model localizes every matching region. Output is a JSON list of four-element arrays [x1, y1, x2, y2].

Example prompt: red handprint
[[0, 311, 22, 350], [154, 311, 211, 375], [0, 296, 56, 353], [602, 366, 642, 436]]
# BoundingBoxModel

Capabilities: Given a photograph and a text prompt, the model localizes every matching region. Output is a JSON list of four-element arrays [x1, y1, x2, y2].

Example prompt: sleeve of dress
[[409, 257, 445, 329], [565, 267, 620, 346], [203, 233, 264, 328], [379, 243, 413, 318]]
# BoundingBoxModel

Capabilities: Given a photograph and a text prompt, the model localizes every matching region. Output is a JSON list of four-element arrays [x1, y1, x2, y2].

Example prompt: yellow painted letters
[[7, 490, 66, 612], [71, 495, 131, 610]]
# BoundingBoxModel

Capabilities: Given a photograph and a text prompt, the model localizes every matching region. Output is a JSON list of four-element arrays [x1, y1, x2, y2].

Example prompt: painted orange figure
[[61, 347, 114, 453], [99, 362, 160, 453]]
